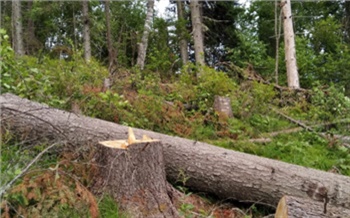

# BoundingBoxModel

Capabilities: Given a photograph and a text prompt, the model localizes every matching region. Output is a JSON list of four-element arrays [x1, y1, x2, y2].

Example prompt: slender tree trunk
[[105, 0, 114, 71], [177, 1, 188, 65], [12, 0, 24, 56], [344, 2, 350, 43], [82, 1, 91, 62], [190, 0, 204, 66], [136, 0, 154, 70], [25, 0, 35, 55], [281, 0, 299, 89]]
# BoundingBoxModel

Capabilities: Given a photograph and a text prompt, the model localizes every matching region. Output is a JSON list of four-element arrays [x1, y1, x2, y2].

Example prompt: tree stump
[[92, 128, 179, 217], [213, 95, 233, 118]]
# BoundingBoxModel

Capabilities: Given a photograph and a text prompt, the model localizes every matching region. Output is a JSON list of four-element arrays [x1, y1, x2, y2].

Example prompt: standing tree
[[344, 1, 350, 43], [190, 0, 205, 66], [176, 1, 188, 65], [82, 1, 91, 62], [105, 0, 115, 72], [281, 0, 300, 88], [12, 0, 24, 56], [136, 0, 154, 70]]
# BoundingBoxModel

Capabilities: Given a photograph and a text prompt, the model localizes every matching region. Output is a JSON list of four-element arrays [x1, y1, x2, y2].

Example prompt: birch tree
[[82, 1, 91, 62], [12, 0, 24, 56], [281, 0, 300, 88], [136, 0, 154, 70], [190, 0, 205, 66]]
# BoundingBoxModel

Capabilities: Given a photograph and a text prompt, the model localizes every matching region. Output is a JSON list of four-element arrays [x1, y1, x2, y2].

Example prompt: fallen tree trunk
[[1, 93, 350, 210], [275, 195, 350, 218]]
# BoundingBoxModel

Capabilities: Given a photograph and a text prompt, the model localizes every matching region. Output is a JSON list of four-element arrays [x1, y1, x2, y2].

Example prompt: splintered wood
[[99, 127, 159, 149]]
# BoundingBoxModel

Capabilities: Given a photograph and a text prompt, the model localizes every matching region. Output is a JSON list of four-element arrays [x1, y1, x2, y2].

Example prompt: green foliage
[[147, 17, 177, 77], [308, 85, 350, 121], [228, 23, 274, 77], [312, 17, 342, 53], [232, 81, 276, 120], [99, 195, 127, 218]]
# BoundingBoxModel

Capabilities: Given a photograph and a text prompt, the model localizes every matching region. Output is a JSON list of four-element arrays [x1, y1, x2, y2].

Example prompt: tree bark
[[82, 1, 91, 62], [105, 0, 115, 73], [12, 0, 24, 57], [1, 93, 350, 210], [190, 0, 205, 66], [281, 0, 299, 89], [176, 0, 188, 65], [275, 195, 350, 218], [136, 0, 154, 70], [93, 137, 179, 217], [25, 0, 40, 55], [344, 2, 350, 43]]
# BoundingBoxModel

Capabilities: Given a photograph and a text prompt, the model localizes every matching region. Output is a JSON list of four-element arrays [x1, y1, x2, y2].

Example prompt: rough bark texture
[[281, 0, 299, 89], [136, 0, 154, 70], [25, 0, 42, 55], [82, 1, 91, 62], [12, 0, 24, 56], [345, 2, 350, 43], [1, 94, 350, 210], [275, 195, 350, 218], [190, 0, 205, 66], [105, 0, 114, 73], [93, 141, 179, 217], [177, 0, 188, 65]]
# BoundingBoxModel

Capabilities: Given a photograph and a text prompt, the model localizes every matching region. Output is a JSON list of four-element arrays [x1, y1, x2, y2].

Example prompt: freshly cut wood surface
[[1, 93, 350, 209], [275, 195, 350, 218], [94, 130, 178, 217]]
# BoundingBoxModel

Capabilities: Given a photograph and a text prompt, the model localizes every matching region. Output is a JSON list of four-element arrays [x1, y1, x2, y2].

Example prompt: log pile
[[1, 93, 350, 216]]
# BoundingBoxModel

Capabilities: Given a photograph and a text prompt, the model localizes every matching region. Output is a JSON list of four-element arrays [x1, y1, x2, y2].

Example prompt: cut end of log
[[275, 196, 288, 218], [99, 127, 159, 149]]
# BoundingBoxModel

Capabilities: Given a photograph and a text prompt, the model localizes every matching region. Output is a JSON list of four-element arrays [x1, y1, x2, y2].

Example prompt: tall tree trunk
[[345, 2, 350, 43], [25, 0, 35, 55], [190, 0, 205, 66], [281, 0, 299, 89], [82, 1, 91, 62], [136, 0, 154, 70], [177, 1, 188, 65], [105, 0, 114, 72], [12, 0, 24, 57]]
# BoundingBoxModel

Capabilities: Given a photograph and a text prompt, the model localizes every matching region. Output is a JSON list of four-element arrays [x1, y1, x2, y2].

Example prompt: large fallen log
[[1, 93, 350, 210], [275, 195, 350, 218]]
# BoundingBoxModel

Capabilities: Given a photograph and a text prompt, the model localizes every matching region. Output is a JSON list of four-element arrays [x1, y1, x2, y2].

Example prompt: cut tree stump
[[93, 128, 179, 217], [213, 95, 233, 118], [275, 195, 350, 218], [1, 93, 350, 211]]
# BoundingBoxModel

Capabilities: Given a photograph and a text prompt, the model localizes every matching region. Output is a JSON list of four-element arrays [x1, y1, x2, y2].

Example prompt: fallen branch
[[271, 108, 314, 132]]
